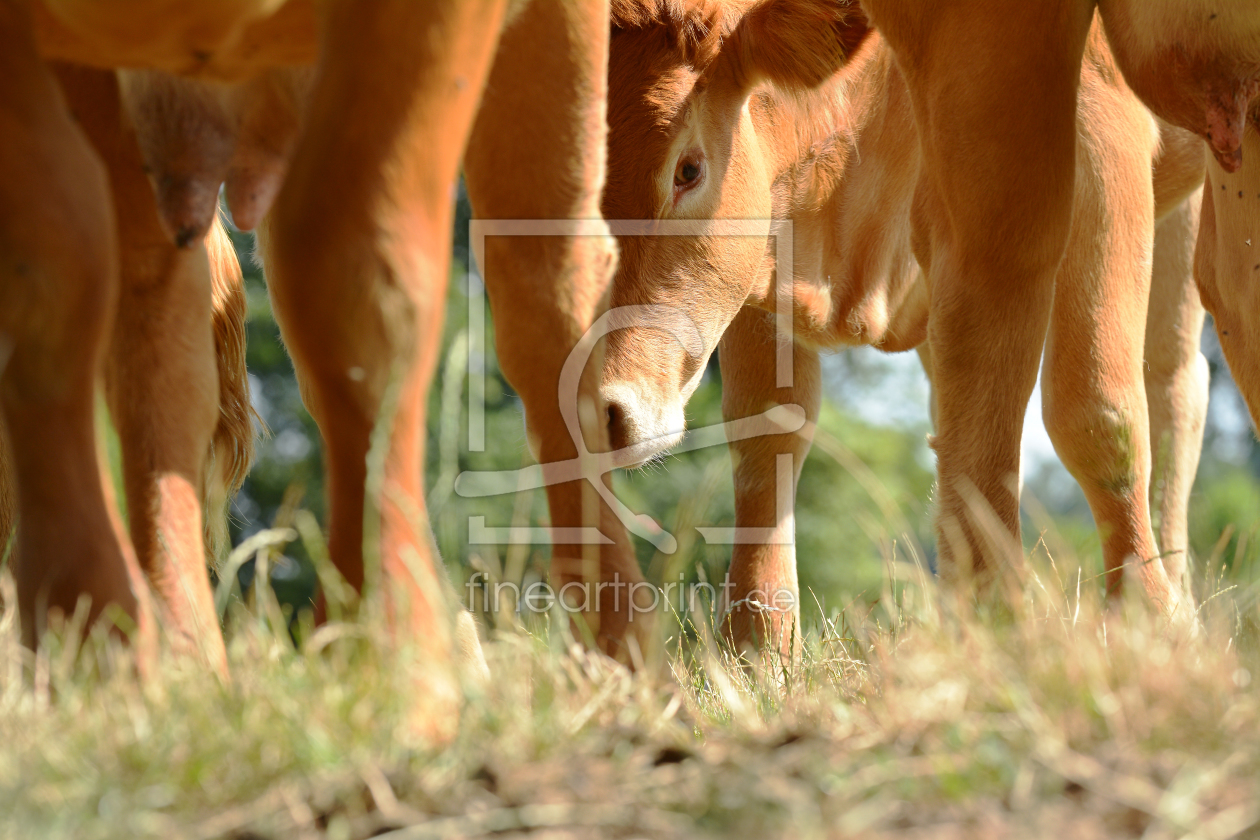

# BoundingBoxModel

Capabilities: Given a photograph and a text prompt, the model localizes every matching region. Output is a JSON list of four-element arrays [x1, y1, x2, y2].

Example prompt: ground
[[3, 548, 1259, 840]]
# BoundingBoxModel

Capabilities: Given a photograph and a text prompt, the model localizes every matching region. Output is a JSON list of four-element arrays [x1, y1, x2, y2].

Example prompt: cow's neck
[[757, 34, 928, 353]]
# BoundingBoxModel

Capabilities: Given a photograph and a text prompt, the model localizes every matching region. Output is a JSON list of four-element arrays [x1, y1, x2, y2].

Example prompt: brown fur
[[465, 0, 647, 659], [1195, 130, 1260, 456], [1098, 0, 1260, 172], [610, 0, 729, 69], [3, 1, 505, 719]]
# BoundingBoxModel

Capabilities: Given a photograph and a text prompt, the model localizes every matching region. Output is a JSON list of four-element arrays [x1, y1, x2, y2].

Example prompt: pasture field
[[4, 534, 1260, 839]]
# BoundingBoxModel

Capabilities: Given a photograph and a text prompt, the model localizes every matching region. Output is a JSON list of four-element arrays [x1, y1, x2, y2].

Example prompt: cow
[[1, 0, 325, 670], [598, 0, 1209, 656], [3, 0, 641, 730], [831, 0, 1258, 650], [0, 62, 256, 662], [99, 0, 653, 661]]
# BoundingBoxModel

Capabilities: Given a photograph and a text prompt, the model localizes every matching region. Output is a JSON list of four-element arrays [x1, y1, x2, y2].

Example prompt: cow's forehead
[[610, 52, 697, 137], [606, 26, 705, 219], [609, 0, 737, 63]]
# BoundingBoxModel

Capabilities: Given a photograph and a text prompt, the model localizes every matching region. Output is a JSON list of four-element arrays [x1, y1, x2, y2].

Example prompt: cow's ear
[[717, 0, 869, 92]]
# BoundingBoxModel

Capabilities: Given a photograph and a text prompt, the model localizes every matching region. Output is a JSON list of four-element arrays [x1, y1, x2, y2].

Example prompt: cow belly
[[1099, 0, 1260, 171], [33, 0, 316, 79]]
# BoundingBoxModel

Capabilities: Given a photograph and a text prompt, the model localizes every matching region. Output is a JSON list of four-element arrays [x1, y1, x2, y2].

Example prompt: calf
[[600, 0, 1207, 654]]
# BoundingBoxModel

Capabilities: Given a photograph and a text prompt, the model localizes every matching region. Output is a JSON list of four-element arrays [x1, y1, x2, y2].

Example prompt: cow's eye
[[674, 155, 703, 188]]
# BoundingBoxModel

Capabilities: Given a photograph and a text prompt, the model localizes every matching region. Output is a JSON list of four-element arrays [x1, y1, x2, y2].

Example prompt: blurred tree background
[[224, 185, 1260, 636]]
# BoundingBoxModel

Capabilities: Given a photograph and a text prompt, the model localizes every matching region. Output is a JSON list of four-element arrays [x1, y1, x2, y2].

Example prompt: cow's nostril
[[606, 400, 628, 452]]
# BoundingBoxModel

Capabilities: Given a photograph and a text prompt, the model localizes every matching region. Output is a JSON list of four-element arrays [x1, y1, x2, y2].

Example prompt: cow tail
[[204, 212, 260, 565]]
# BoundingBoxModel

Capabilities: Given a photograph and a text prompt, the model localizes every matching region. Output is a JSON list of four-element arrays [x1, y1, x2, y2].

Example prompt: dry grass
[[3, 548, 1260, 840]]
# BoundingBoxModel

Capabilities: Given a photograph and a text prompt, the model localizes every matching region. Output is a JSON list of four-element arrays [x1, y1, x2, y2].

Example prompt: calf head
[[600, 0, 867, 464]]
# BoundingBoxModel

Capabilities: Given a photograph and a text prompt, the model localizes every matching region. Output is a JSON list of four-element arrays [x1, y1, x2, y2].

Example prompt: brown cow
[[63, 63, 256, 671], [599, 1, 1208, 655], [4, 0, 509, 715], [3, 0, 637, 725], [832, 0, 1256, 652], [104, 0, 652, 661]]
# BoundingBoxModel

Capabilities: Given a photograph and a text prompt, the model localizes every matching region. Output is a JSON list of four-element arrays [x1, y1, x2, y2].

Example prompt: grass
[[4, 543, 1260, 840]]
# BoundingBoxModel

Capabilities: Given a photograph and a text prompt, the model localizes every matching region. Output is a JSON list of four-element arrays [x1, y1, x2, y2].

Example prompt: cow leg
[[1041, 93, 1184, 616], [865, 0, 1094, 598], [1196, 133, 1260, 436], [1145, 192, 1208, 598], [0, 1, 147, 649], [717, 307, 819, 661], [464, 0, 648, 659], [263, 0, 506, 707], [55, 64, 227, 672]]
